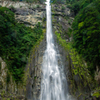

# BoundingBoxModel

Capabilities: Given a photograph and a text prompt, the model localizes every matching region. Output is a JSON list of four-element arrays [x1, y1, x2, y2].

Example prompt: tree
[[72, 1, 100, 76]]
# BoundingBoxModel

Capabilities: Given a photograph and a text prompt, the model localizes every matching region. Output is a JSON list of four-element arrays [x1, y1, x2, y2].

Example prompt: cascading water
[[40, 0, 72, 100]]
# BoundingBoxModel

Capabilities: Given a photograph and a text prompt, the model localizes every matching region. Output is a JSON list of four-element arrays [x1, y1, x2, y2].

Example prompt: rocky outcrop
[[15, 8, 46, 28], [25, 35, 46, 100], [0, 35, 46, 100], [0, 1, 98, 100], [52, 4, 99, 100], [0, 58, 7, 93], [0, 57, 26, 100], [0, 1, 75, 100], [0, 1, 46, 100], [14, 6, 46, 28], [0, 1, 46, 28], [52, 4, 74, 41], [51, 4, 74, 17]]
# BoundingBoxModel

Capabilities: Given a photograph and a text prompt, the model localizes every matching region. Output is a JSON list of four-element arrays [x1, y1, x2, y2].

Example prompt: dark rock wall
[[0, 1, 46, 99], [0, 2, 97, 100], [52, 4, 94, 100], [26, 35, 46, 100]]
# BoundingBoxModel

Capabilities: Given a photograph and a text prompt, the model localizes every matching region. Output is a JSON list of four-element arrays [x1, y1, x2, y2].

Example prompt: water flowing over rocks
[[0, 1, 76, 100], [0, 1, 46, 99], [40, 1, 75, 100], [52, 4, 99, 100], [26, 36, 46, 100], [0, 1, 98, 100]]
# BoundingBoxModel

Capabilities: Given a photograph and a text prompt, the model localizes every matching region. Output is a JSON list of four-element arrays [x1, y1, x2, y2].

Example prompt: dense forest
[[52, 0, 100, 77], [0, 7, 43, 82], [67, 0, 100, 77]]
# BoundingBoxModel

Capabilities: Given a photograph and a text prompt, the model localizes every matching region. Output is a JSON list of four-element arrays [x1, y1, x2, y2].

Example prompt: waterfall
[[40, 0, 73, 100]]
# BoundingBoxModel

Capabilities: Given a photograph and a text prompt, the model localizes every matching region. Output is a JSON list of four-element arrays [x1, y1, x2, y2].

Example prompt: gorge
[[40, 0, 73, 100], [0, 0, 100, 100]]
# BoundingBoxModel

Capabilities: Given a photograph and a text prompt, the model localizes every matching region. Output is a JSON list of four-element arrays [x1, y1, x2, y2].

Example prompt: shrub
[[37, 5, 40, 8], [42, 17, 46, 22], [72, 2, 100, 76], [0, 7, 43, 82], [61, 6, 65, 11]]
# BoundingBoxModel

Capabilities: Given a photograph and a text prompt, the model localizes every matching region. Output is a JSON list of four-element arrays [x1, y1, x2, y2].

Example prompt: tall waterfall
[[40, 0, 71, 100]]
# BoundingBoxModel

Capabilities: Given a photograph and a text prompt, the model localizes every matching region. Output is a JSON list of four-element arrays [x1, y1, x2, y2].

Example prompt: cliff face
[[0, 2, 72, 99], [0, 1, 46, 28], [0, 37, 46, 100], [24, 4, 74, 100], [52, 4, 99, 100], [0, 1, 74, 100], [0, 57, 27, 99], [0, 1, 46, 100], [0, 35, 46, 100], [25, 35, 46, 100], [0, 1, 97, 100]]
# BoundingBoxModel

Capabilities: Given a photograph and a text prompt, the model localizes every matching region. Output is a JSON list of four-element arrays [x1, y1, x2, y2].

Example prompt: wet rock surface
[[0, 1, 46, 100], [52, 5, 100, 100], [0, 1, 99, 100], [26, 35, 46, 100]]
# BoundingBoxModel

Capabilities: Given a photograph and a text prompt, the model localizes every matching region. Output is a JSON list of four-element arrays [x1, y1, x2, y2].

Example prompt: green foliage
[[9, 5, 15, 12], [72, 0, 100, 76], [61, 6, 65, 10], [93, 92, 100, 98], [71, 2, 80, 15], [55, 31, 92, 87], [67, 0, 95, 15], [67, 28, 72, 37], [0, 7, 43, 82], [37, 5, 40, 8], [6, 71, 10, 84], [66, 0, 78, 4], [42, 17, 46, 22], [78, 22, 84, 29], [64, 16, 69, 20]]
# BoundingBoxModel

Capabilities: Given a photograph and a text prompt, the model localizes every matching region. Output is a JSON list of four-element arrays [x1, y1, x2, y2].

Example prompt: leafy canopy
[[0, 7, 43, 82], [72, 0, 100, 76]]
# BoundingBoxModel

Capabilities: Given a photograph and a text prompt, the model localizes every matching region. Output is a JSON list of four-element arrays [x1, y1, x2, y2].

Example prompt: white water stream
[[40, 0, 73, 100]]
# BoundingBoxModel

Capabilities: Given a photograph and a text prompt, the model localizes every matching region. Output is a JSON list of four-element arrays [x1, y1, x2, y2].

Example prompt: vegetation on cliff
[[53, 0, 100, 98], [0, 7, 43, 82], [54, 0, 100, 78], [67, 0, 96, 15], [69, 0, 100, 76]]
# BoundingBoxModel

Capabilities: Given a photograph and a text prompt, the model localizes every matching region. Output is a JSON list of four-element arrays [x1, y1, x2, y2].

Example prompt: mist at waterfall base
[[40, 0, 74, 100]]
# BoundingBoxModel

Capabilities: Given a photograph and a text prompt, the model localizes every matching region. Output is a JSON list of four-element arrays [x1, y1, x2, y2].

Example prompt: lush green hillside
[[68, 0, 100, 76], [67, 0, 95, 15], [0, 7, 43, 82]]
